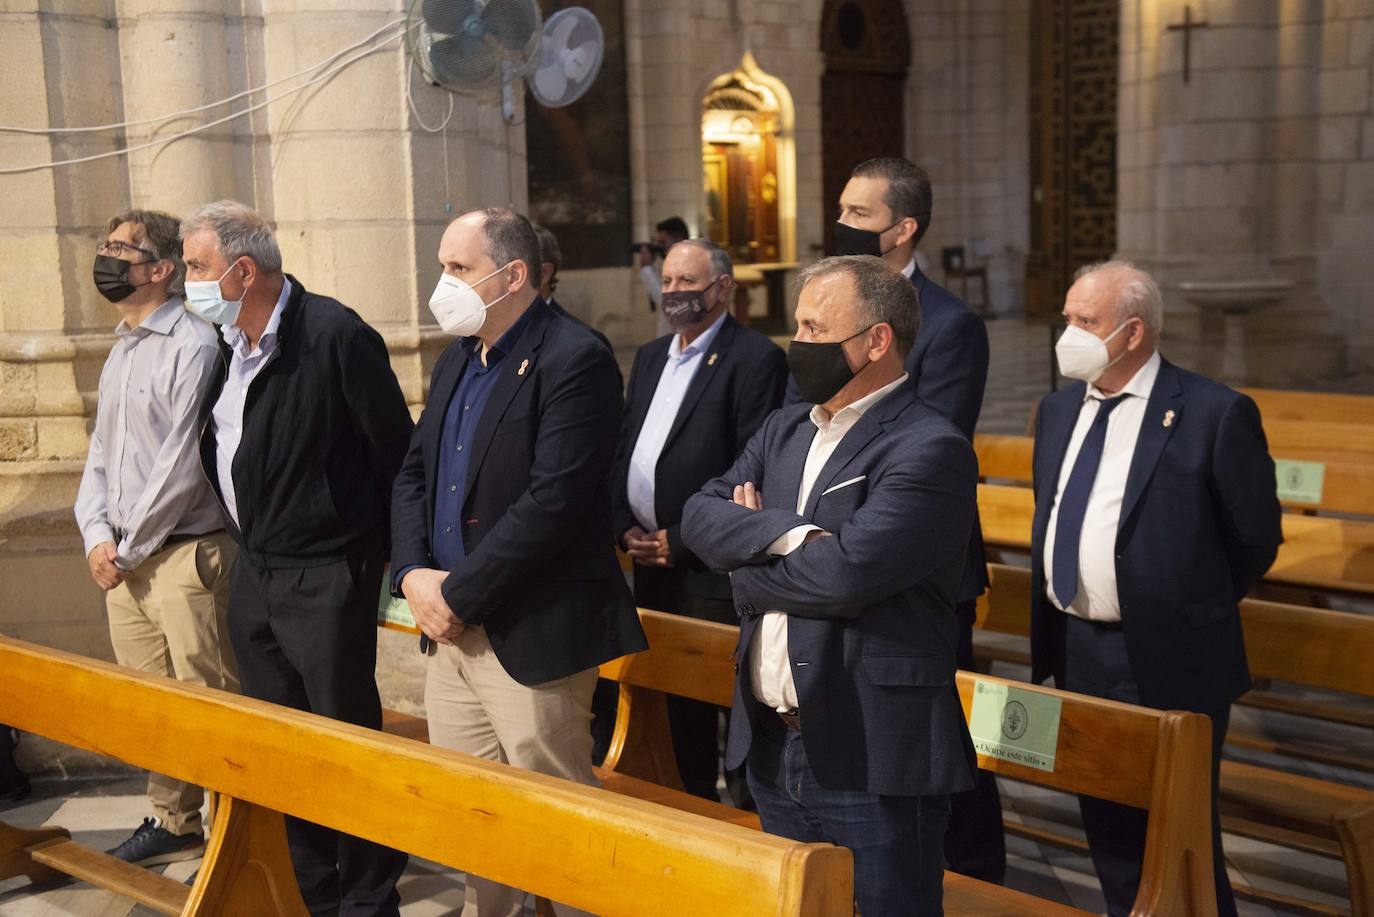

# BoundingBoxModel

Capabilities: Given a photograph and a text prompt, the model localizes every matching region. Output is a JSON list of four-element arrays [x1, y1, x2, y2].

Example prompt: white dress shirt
[[626, 312, 728, 532], [212, 278, 290, 527], [1043, 350, 1161, 622], [750, 373, 910, 712], [74, 298, 225, 570], [640, 263, 671, 337]]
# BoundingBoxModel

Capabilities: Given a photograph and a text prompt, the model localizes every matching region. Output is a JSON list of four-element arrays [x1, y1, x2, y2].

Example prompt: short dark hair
[[850, 157, 933, 245], [531, 223, 560, 294], [798, 255, 921, 357], [471, 207, 542, 281], [656, 216, 690, 241], [107, 209, 185, 296]]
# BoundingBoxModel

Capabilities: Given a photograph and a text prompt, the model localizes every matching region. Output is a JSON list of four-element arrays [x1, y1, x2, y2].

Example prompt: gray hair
[[1073, 259, 1164, 335], [179, 200, 282, 273], [470, 207, 541, 281], [668, 238, 733, 279], [107, 209, 185, 296], [798, 255, 920, 357]]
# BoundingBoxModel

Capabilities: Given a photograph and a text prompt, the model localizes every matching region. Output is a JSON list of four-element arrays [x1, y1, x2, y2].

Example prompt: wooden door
[[820, 0, 910, 256]]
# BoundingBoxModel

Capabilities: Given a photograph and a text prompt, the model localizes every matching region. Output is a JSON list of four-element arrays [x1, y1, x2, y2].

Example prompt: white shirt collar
[[223, 277, 291, 353], [1086, 349, 1161, 403], [115, 297, 183, 338], [667, 310, 727, 360], [901, 256, 917, 279], [810, 372, 910, 432]]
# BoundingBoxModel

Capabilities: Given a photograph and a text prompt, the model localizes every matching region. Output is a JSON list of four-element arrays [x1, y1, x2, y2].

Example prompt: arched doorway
[[820, 0, 911, 256], [701, 55, 793, 266]]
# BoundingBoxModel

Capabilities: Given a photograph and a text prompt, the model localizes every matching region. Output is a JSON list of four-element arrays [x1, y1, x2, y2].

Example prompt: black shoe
[[0, 777, 29, 803], [105, 818, 205, 867]]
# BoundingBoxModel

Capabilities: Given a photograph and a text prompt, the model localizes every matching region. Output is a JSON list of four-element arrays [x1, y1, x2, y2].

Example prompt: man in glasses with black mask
[[610, 239, 787, 804], [75, 210, 238, 868], [833, 156, 1003, 884]]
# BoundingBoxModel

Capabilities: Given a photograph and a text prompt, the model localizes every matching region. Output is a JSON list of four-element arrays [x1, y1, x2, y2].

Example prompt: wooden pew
[[1240, 388, 1374, 427], [974, 433, 1374, 519], [0, 635, 854, 917], [598, 609, 1217, 917], [976, 482, 1374, 596], [971, 563, 1374, 917]]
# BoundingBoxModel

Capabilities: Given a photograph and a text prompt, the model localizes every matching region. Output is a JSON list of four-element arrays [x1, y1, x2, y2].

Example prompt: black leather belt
[[778, 710, 801, 731]]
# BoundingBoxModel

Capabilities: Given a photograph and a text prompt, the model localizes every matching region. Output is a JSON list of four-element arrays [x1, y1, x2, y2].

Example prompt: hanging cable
[[0, 32, 404, 175], [406, 59, 457, 134], [0, 18, 406, 136]]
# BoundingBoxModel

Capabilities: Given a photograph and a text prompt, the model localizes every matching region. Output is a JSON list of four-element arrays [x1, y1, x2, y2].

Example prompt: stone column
[[1117, 0, 1346, 385]]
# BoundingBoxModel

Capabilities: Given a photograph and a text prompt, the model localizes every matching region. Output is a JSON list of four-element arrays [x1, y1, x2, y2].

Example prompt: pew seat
[[971, 562, 1374, 917]]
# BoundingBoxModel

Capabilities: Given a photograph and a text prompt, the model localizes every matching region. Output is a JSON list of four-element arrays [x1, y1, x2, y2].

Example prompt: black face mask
[[786, 326, 872, 404], [661, 275, 723, 332], [92, 254, 142, 303], [833, 220, 901, 258]]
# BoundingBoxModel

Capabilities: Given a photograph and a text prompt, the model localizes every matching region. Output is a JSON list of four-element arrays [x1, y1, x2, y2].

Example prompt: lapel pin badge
[[1163, 409, 1175, 428], [518, 358, 529, 376], [707, 352, 718, 367]]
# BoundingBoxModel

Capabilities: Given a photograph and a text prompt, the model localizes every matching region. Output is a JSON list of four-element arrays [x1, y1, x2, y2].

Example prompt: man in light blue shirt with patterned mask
[[75, 209, 238, 868]]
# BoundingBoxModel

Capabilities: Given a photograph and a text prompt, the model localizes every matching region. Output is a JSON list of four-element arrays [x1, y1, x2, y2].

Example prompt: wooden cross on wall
[[1166, 4, 1209, 84]]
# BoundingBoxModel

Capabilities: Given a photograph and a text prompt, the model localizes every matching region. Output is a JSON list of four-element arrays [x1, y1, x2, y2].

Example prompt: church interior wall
[[902, 0, 1031, 317]]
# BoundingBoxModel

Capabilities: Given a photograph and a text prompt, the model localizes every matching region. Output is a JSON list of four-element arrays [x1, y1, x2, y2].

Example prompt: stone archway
[[819, 0, 911, 256]]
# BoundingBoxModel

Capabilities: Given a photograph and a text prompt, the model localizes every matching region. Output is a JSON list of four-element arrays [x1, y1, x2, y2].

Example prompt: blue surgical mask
[[184, 260, 245, 326]]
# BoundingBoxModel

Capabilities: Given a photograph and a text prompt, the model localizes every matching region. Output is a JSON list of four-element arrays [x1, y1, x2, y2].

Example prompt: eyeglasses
[[97, 240, 158, 261]]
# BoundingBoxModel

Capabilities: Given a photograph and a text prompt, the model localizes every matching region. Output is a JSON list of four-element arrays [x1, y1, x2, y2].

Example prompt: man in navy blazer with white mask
[[683, 256, 978, 917], [1030, 261, 1282, 917]]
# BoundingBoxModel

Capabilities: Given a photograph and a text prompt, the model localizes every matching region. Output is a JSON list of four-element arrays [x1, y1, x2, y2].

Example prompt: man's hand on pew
[[399, 568, 465, 645], [624, 525, 673, 568]]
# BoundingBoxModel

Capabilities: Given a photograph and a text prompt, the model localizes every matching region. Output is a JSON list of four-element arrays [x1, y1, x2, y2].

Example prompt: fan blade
[[429, 31, 498, 88], [532, 60, 570, 103], [422, 0, 479, 35], [481, 0, 538, 50], [547, 11, 579, 51], [564, 41, 599, 82]]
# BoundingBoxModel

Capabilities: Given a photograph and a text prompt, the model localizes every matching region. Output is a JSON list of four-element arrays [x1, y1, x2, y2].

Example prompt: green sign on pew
[[1275, 459, 1325, 504], [969, 678, 1063, 772], [378, 575, 418, 630]]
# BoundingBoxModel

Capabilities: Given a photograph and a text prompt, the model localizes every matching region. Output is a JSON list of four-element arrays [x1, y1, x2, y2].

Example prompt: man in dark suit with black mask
[[611, 239, 787, 802]]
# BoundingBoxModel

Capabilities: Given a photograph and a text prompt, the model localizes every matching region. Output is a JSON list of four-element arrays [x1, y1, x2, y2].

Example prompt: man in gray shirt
[[74, 209, 238, 868]]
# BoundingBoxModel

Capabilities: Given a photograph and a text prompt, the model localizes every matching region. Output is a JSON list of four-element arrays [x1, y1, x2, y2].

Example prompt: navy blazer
[[783, 266, 990, 603], [390, 299, 647, 686], [611, 315, 788, 604], [681, 383, 979, 797], [1028, 357, 1283, 713]]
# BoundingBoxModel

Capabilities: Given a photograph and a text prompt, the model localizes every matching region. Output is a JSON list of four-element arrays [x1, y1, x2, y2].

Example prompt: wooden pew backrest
[[0, 636, 852, 917], [1240, 388, 1374, 426]]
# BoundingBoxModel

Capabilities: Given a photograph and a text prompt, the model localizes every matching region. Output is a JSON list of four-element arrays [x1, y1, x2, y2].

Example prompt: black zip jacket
[[196, 275, 413, 566]]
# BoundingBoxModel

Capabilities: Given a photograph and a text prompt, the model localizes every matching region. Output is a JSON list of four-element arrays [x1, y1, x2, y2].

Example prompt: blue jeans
[[747, 715, 949, 916]]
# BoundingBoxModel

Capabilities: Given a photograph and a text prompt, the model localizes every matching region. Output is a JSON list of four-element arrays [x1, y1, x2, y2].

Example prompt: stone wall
[[1118, 0, 1374, 386], [903, 0, 1032, 317]]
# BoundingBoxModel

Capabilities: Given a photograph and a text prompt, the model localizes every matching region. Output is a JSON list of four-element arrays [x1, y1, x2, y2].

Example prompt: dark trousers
[[229, 553, 407, 917], [942, 599, 1006, 884], [748, 715, 949, 917], [1063, 614, 1236, 917]]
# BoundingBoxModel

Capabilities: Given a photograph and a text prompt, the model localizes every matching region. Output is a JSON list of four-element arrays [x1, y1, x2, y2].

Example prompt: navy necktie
[[1052, 395, 1128, 609]]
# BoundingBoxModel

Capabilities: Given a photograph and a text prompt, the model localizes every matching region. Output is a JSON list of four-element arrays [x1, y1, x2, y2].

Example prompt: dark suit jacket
[[783, 266, 990, 603], [390, 299, 647, 686], [611, 316, 788, 614], [681, 383, 979, 796], [1029, 357, 1282, 712], [547, 297, 620, 387]]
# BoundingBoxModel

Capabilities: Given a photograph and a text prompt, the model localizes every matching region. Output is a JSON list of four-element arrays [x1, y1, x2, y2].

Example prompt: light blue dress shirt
[[212, 278, 290, 528], [626, 312, 727, 531]]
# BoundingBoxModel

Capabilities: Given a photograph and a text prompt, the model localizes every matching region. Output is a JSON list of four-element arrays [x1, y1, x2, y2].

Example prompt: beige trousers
[[425, 627, 599, 917], [105, 533, 238, 835]]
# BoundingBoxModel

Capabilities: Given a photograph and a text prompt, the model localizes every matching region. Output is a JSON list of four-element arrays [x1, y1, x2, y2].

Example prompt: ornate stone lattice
[[820, 0, 911, 256], [1027, 0, 1119, 317]]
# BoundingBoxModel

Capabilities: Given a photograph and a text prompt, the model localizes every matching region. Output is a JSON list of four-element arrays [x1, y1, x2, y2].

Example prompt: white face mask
[[1055, 320, 1131, 383], [184, 260, 245, 327], [427, 264, 512, 337]]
